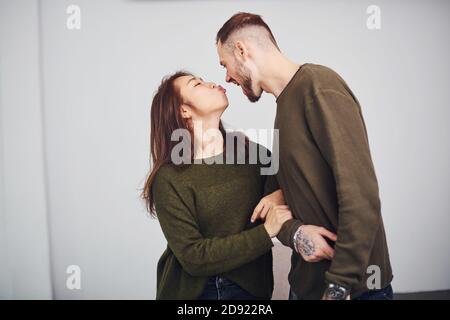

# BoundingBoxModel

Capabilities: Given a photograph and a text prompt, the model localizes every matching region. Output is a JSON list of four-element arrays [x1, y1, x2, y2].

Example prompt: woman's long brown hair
[[141, 71, 230, 217]]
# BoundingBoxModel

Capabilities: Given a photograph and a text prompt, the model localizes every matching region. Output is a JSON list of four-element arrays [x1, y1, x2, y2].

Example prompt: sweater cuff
[[253, 224, 275, 251], [276, 219, 303, 250]]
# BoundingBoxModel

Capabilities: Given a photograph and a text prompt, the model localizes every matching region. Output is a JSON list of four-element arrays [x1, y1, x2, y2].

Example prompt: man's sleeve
[[276, 219, 304, 250], [263, 172, 279, 196], [259, 144, 304, 249], [305, 88, 382, 291]]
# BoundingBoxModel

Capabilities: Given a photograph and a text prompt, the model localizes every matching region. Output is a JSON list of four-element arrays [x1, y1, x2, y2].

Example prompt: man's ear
[[235, 41, 249, 61]]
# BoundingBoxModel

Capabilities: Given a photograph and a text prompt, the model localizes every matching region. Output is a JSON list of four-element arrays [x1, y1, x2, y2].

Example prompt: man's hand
[[294, 225, 337, 262], [251, 189, 285, 223]]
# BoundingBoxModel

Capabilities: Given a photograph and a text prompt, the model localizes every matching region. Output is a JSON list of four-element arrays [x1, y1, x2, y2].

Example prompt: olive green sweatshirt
[[275, 63, 393, 299], [152, 144, 279, 300]]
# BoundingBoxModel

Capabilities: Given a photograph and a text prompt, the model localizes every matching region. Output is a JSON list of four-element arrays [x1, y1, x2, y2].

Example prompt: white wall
[[0, 0, 449, 299], [0, 0, 52, 299]]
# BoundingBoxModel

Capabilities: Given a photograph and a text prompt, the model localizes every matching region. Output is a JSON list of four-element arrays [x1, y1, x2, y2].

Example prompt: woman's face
[[174, 75, 229, 121]]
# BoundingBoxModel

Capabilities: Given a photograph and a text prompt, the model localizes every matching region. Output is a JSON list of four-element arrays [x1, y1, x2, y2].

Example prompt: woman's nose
[[207, 82, 216, 89]]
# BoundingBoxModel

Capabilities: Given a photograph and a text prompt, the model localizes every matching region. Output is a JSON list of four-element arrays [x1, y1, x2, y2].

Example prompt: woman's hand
[[263, 205, 293, 238], [251, 189, 285, 223]]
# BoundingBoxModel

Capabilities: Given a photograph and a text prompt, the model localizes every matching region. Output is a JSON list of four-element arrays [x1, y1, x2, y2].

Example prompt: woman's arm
[[153, 172, 275, 277]]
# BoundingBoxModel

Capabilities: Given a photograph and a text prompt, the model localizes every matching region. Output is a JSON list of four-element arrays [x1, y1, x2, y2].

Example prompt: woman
[[142, 71, 291, 300]]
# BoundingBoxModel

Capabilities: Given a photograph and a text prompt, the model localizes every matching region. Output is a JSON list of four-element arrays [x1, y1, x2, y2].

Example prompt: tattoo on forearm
[[294, 226, 315, 257]]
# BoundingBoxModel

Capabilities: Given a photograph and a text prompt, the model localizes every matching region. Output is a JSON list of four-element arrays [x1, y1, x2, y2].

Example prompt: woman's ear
[[180, 104, 192, 119]]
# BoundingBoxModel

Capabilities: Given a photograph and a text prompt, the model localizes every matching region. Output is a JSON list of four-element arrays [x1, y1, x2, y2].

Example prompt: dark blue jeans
[[353, 284, 394, 300], [289, 284, 394, 300], [198, 276, 259, 300]]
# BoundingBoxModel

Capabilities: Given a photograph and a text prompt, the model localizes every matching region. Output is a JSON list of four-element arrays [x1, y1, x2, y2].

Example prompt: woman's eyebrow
[[187, 77, 197, 86]]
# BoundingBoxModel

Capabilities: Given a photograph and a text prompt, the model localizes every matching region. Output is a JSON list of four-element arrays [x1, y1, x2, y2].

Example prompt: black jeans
[[289, 284, 394, 300], [198, 276, 259, 300]]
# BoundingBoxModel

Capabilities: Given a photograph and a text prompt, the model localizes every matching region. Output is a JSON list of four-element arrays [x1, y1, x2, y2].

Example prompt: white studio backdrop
[[0, 0, 449, 299]]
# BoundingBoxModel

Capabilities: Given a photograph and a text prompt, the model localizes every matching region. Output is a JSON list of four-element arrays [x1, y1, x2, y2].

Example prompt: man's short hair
[[216, 12, 279, 49]]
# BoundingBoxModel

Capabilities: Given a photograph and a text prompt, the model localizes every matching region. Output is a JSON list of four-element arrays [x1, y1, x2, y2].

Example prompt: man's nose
[[225, 74, 232, 83]]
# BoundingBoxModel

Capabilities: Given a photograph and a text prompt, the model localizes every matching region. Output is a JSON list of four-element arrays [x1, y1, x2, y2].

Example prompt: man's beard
[[242, 76, 260, 102], [237, 63, 261, 103]]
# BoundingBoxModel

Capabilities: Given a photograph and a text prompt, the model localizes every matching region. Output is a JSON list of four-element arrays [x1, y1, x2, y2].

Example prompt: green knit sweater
[[275, 63, 392, 299], [152, 144, 279, 300]]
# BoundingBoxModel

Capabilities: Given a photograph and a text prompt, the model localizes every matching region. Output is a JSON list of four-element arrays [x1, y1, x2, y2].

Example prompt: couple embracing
[[142, 12, 393, 300]]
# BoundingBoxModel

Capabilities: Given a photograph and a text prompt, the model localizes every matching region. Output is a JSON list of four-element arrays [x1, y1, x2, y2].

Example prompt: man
[[216, 12, 393, 300]]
